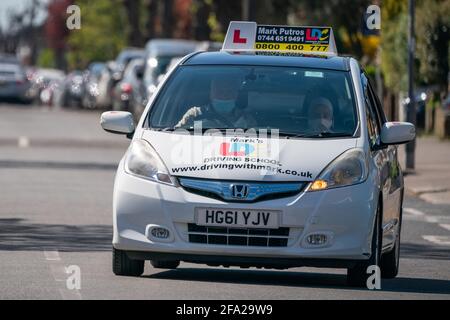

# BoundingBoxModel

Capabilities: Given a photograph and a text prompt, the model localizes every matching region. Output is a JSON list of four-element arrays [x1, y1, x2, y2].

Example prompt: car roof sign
[[222, 21, 338, 56]]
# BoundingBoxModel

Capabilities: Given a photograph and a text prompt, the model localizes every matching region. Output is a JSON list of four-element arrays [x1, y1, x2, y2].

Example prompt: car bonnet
[[141, 130, 358, 182]]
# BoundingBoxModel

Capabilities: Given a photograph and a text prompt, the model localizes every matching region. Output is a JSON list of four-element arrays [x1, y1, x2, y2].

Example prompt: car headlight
[[308, 149, 368, 191], [124, 139, 175, 185]]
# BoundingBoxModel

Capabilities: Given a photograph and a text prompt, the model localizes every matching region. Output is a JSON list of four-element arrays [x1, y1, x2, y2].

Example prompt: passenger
[[176, 76, 256, 129], [306, 97, 335, 133]]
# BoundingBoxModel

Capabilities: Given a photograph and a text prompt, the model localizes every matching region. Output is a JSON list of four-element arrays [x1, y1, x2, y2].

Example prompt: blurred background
[[0, 0, 448, 132]]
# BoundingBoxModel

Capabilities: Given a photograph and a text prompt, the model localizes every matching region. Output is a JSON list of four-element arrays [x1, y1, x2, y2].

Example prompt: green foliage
[[381, 12, 409, 92], [364, 64, 377, 79], [381, 0, 449, 95], [67, 0, 127, 69], [416, 0, 449, 92], [381, 0, 407, 21], [289, 0, 371, 58], [37, 48, 56, 68]]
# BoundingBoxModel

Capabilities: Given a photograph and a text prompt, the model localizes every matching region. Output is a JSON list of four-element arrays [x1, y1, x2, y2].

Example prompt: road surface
[[0, 103, 449, 299]]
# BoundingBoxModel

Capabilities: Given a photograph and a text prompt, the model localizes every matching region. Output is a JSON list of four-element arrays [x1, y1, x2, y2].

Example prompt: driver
[[175, 75, 256, 129]]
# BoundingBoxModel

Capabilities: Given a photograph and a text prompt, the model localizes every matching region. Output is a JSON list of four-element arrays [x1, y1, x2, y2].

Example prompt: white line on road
[[439, 224, 450, 232], [44, 250, 61, 261], [18, 136, 30, 148], [422, 235, 450, 246], [403, 207, 445, 224], [59, 289, 82, 300], [404, 207, 425, 216], [43, 250, 83, 300]]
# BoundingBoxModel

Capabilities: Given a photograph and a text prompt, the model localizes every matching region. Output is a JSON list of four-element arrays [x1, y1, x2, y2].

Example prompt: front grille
[[187, 223, 289, 247], [178, 177, 305, 203]]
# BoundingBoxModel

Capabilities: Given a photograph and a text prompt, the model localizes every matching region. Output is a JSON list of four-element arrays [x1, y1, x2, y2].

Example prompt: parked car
[[112, 58, 146, 119], [143, 39, 198, 100], [40, 78, 64, 107], [0, 59, 30, 103], [112, 48, 145, 82], [82, 62, 106, 109], [95, 61, 117, 109], [401, 92, 428, 130], [98, 49, 145, 110], [28, 68, 65, 104], [60, 71, 86, 108]]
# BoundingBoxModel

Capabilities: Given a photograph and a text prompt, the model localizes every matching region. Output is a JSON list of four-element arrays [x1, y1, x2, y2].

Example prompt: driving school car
[[101, 22, 415, 287]]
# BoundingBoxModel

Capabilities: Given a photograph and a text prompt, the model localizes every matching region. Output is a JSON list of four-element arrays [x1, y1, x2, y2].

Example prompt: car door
[[361, 73, 395, 250], [367, 79, 403, 250]]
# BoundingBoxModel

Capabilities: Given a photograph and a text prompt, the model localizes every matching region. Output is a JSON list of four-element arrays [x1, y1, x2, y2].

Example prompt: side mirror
[[100, 111, 135, 136], [380, 122, 416, 145]]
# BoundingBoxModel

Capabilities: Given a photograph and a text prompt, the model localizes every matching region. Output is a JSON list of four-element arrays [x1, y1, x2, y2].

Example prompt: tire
[[150, 260, 180, 269], [381, 211, 402, 278], [347, 202, 382, 287], [112, 247, 144, 276]]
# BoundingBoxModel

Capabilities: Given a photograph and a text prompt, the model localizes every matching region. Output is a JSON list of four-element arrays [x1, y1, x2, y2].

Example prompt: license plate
[[195, 208, 279, 229]]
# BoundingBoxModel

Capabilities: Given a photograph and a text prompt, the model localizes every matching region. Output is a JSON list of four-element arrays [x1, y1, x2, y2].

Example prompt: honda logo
[[230, 184, 249, 199]]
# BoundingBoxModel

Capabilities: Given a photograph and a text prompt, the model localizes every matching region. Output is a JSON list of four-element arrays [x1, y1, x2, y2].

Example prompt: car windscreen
[[148, 65, 358, 137]]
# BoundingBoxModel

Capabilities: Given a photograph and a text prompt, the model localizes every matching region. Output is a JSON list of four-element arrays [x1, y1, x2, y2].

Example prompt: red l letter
[[233, 30, 247, 44]]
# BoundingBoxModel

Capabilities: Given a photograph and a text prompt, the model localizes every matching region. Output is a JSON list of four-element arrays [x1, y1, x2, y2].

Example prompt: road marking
[[18, 136, 30, 148], [43, 250, 83, 300], [404, 207, 425, 216], [59, 289, 82, 300], [439, 224, 450, 232], [422, 235, 450, 246], [44, 250, 61, 261], [403, 207, 447, 224]]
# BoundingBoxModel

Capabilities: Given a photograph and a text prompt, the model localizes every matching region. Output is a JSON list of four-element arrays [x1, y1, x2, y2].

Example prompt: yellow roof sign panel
[[222, 21, 338, 56]]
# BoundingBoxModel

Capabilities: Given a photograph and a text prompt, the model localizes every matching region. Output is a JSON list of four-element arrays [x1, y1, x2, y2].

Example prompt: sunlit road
[[0, 103, 449, 299]]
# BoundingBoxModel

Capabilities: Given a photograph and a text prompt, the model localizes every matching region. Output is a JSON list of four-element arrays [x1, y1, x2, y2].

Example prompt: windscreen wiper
[[152, 127, 234, 133], [277, 131, 352, 138]]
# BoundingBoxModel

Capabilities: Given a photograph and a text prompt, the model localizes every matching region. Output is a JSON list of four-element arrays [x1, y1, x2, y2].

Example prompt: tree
[[143, 0, 159, 40], [381, 10, 409, 93], [162, 0, 175, 38], [416, 0, 449, 97], [45, 0, 72, 70], [67, 0, 127, 69], [290, 0, 372, 58], [123, 0, 143, 46], [191, 0, 211, 40]]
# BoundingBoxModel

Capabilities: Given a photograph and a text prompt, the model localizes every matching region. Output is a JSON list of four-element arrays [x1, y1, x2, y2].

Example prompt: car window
[[148, 65, 358, 137], [362, 75, 381, 147], [367, 78, 387, 123]]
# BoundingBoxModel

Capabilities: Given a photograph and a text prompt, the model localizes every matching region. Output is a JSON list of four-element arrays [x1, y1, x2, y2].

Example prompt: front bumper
[[113, 160, 379, 266]]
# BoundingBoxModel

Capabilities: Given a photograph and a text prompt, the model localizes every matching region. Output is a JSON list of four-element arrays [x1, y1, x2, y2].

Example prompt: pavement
[[0, 103, 449, 300], [399, 137, 450, 205]]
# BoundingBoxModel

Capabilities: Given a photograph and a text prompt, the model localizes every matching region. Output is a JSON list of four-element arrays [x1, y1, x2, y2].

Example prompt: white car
[[101, 23, 415, 287]]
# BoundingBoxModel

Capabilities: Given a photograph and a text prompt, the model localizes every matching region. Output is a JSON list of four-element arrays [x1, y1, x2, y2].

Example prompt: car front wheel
[[112, 248, 144, 276], [347, 203, 382, 287], [381, 213, 402, 278]]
